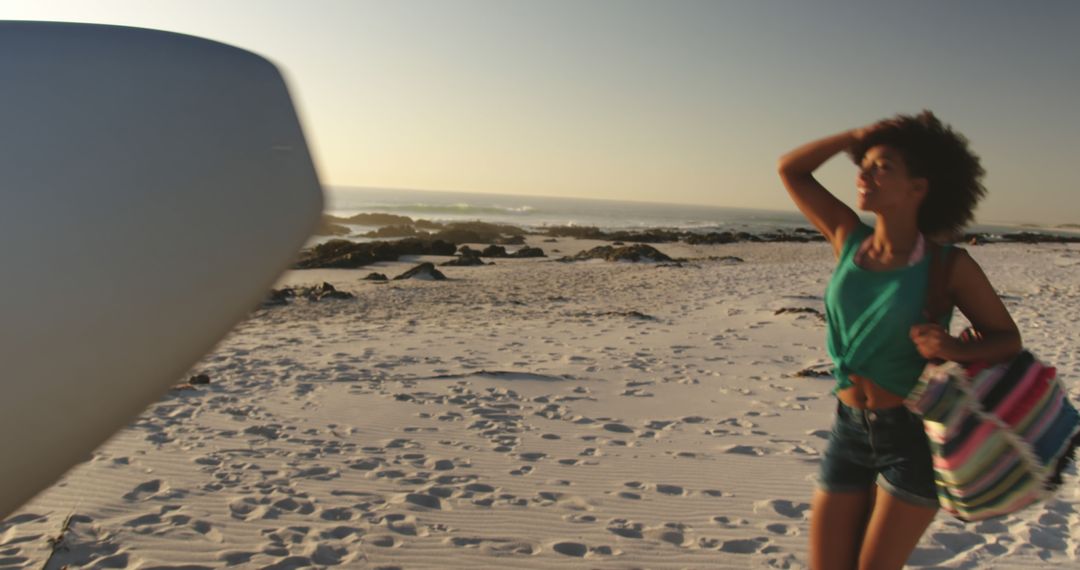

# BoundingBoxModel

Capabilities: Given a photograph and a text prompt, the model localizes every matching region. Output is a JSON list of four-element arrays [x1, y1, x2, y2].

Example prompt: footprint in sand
[[483, 540, 539, 556], [228, 497, 278, 521], [444, 537, 539, 556], [218, 550, 256, 566], [606, 518, 645, 539], [755, 499, 810, 519], [712, 515, 750, 528], [644, 523, 695, 547], [375, 513, 429, 537], [319, 508, 357, 522], [765, 523, 800, 537], [273, 496, 316, 515], [366, 535, 402, 548], [931, 531, 986, 553], [717, 536, 771, 554], [722, 445, 771, 456], [551, 541, 617, 557], [395, 492, 444, 510], [123, 479, 184, 502]]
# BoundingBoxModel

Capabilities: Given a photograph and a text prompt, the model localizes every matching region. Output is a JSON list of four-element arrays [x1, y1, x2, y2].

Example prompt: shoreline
[[304, 218, 1080, 270]]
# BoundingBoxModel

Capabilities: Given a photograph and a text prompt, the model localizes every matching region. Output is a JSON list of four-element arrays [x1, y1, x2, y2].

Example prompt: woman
[[777, 111, 1022, 570]]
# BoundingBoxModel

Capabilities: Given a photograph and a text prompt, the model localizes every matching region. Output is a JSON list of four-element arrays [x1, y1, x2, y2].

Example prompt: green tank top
[[825, 222, 953, 397]]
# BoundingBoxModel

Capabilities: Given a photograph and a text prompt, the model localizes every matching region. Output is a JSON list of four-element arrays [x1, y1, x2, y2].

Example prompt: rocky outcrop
[[432, 221, 527, 245], [264, 282, 355, 306], [295, 238, 456, 269], [996, 232, 1080, 244], [441, 247, 488, 266], [313, 218, 351, 237], [509, 246, 545, 258], [496, 235, 527, 245], [394, 263, 447, 281], [338, 212, 414, 226], [544, 225, 825, 244], [542, 226, 608, 239], [481, 245, 508, 257], [364, 224, 424, 238], [560, 244, 674, 263]]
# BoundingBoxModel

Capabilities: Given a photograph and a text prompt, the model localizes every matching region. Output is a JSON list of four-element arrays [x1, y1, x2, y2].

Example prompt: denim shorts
[[818, 399, 939, 509]]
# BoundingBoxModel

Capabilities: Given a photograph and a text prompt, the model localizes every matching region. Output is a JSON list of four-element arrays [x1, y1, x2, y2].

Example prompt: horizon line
[[322, 184, 1065, 229]]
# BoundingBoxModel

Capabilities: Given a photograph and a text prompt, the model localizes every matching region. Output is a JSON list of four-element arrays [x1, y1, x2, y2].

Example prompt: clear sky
[[4, 0, 1078, 224]]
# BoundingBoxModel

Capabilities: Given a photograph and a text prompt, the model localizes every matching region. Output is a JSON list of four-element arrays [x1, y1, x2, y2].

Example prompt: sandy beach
[[3, 238, 1079, 569]]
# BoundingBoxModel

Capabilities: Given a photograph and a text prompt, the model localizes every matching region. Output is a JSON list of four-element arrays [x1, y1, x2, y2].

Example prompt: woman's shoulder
[[833, 221, 873, 258], [940, 244, 983, 295]]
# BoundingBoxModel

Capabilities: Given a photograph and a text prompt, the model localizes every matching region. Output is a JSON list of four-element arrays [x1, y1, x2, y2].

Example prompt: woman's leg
[[809, 487, 875, 570], [857, 487, 938, 570]]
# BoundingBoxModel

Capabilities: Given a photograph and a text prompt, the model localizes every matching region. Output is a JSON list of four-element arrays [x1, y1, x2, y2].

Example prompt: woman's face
[[855, 145, 926, 214]]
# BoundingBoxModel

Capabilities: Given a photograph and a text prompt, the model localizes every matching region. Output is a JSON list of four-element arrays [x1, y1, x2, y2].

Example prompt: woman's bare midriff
[[837, 374, 906, 409]]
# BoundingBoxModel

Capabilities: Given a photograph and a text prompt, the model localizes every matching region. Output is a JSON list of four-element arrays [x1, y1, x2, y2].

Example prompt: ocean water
[[324, 186, 1067, 237], [326, 186, 814, 234]]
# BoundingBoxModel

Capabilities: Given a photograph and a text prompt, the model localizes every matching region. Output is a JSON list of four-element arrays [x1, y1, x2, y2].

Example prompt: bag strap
[[923, 242, 957, 323]]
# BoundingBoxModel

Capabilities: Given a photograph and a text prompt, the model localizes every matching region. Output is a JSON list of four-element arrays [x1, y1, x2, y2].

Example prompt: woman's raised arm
[[778, 130, 862, 257]]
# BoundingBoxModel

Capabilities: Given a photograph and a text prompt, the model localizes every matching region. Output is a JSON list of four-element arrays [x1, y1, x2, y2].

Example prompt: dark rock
[[189, 374, 211, 385], [441, 255, 487, 266], [542, 225, 828, 244], [295, 238, 456, 269], [264, 283, 355, 305], [795, 367, 834, 378], [364, 272, 389, 281], [458, 245, 482, 258], [264, 288, 296, 306], [308, 282, 355, 301], [612, 241, 625, 246], [998, 231, 1080, 244], [341, 212, 414, 226], [364, 224, 423, 238], [414, 219, 444, 230], [509, 246, 545, 258], [560, 244, 673, 263], [432, 221, 526, 244], [596, 310, 656, 320], [313, 218, 351, 237], [775, 307, 825, 322], [543, 238, 558, 243], [543, 226, 608, 239], [442, 246, 488, 266], [607, 229, 683, 243], [428, 240, 457, 256], [495, 235, 526, 245], [685, 232, 737, 245], [394, 262, 447, 281], [481, 245, 508, 257], [708, 256, 744, 264]]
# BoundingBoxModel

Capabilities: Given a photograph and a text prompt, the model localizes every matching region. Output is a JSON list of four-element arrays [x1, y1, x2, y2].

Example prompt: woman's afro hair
[[848, 111, 986, 240]]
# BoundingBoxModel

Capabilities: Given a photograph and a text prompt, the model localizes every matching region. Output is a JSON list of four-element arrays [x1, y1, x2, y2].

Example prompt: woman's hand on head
[[910, 323, 961, 361]]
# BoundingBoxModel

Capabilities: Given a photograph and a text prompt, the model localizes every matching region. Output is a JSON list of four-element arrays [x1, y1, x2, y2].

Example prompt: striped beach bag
[[905, 245, 1080, 521]]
